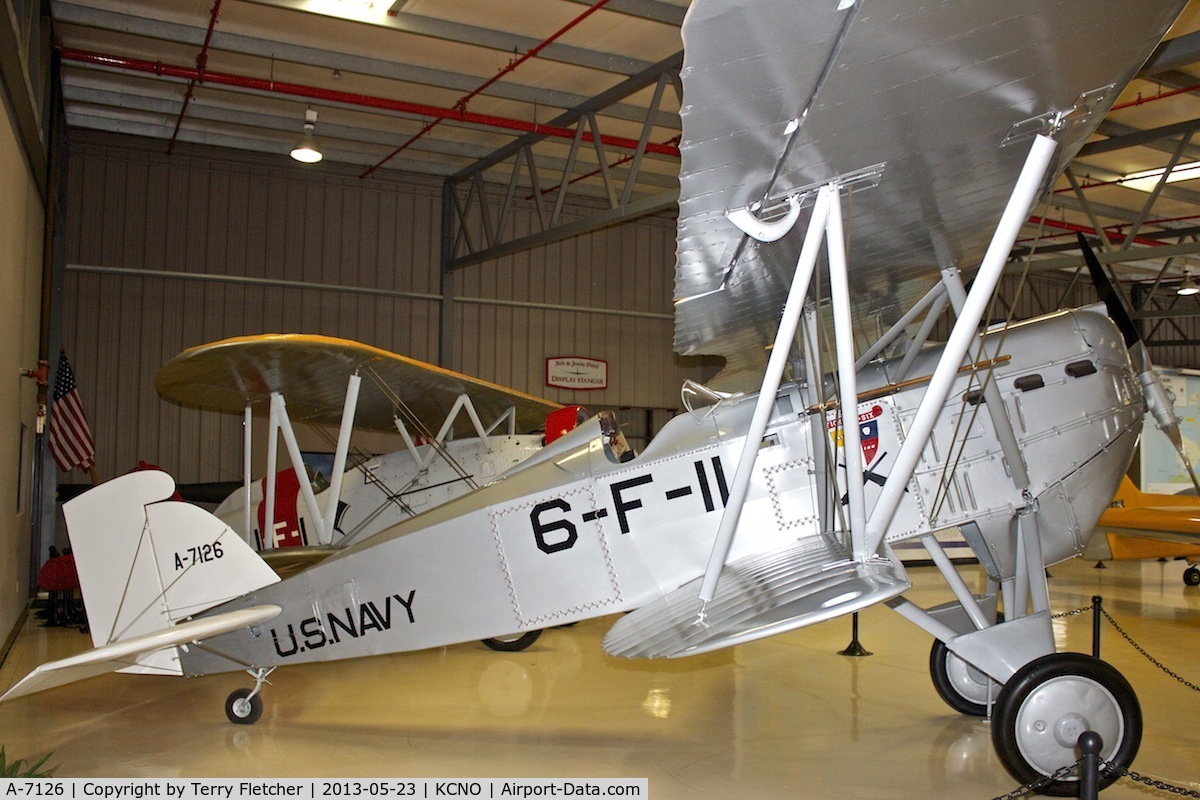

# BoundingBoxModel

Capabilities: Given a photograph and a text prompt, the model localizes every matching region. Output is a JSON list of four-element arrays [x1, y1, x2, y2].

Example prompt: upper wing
[[156, 334, 561, 436], [674, 0, 1187, 388]]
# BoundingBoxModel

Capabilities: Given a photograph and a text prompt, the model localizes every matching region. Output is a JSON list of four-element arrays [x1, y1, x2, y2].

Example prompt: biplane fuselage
[[175, 306, 1141, 675]]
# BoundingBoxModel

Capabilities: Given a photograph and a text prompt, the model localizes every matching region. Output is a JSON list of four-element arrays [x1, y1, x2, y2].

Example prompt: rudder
[[63, 471, 280, 675]]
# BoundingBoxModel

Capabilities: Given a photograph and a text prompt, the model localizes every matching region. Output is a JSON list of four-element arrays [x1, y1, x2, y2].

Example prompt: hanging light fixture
[[1178, 272, 1199, 296], [290, 107, 323, 163]]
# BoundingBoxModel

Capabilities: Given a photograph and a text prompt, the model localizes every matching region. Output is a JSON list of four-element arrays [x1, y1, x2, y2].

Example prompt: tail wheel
[[992, 653, 1141, 796], [929, 639, 994, 717], [1184, 566, 1200, 586], [481, 630, 542, 652], [225, 688, 264, 725]]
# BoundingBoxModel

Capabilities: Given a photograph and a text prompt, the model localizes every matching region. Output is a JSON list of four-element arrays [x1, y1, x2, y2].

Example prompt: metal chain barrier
[[989, 599, 1200, 799], [990, 762, 1081, 800], [1097, 605, 1200, 693], [1114, 766, 1200, 798], [1051, 603, 1093, 619]]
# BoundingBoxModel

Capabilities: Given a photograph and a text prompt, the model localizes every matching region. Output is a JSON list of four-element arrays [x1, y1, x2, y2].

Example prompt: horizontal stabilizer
[[0, 605, 281, 703], [603, 536, 909, 658]]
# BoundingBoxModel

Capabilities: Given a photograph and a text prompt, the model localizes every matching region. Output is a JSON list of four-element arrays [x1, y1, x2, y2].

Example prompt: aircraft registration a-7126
[[3, 0, 1191, 794]]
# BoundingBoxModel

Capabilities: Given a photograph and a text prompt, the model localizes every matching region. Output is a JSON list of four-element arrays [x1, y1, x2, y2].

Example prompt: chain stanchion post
[[1092, 595, 1102, 659], [1078, 731, 1102, 800], [838, 612, 872, 657]]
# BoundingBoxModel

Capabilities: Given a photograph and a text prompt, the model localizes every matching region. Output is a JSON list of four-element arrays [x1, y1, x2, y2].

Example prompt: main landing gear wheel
[[1184, 566, 1200, 586], [929, 639, 994, 717], [992, 653, 1141, 797], [225, 688, 264, 725], [481, 630, 542, 652]]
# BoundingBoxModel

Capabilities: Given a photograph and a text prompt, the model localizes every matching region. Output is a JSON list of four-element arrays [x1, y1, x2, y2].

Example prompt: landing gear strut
[[225, 667, 275, 725], [991, 653, 1141, 796]]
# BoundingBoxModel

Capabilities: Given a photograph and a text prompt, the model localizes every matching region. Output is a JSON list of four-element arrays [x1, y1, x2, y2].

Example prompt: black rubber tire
[[1184, 566, 1200, 586], [481, 630, 542, 652], [992, 653, 1141, 797], [929, 639, 993, 717], [225, 688, 264, 725]]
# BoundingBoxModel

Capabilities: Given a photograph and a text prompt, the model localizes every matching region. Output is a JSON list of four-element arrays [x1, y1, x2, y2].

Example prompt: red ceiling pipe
[[59, 47, 680, 159], [168, 0, 223, 154], [1025, 215, 1161, 247], [1110, 82, 1200, 112], [362, 0, 613, 178]]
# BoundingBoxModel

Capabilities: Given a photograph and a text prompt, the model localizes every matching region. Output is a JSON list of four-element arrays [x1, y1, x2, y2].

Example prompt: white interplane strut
[[391, 394, 518, 473], [825, 184, 868, 555], [697, 185, 833, 610], [242, 406, 253, 548], [322, 374, 362, 536], [250, 373, 363, 548], [863, 133, 1058, 556], [698, 133, 1059, 612], [270, 393, 329, 546]]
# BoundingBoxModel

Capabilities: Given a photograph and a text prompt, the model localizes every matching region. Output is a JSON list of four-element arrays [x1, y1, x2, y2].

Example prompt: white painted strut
[[863, 133, 1058, 555], [322, 373, 362, 537], [271, 393, 329, 546], [264, 396, 279, 551], [242, 406, 253, 549], [698, 185, 832, 607], [825, 185, 868, 554], [940, 266, 1031, 491], [854, 281, 947, 371]]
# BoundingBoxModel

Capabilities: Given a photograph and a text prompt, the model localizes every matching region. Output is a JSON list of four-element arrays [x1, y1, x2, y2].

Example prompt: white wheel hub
[[946, 652, 992, 704], [1014, 675, 1123, 775]]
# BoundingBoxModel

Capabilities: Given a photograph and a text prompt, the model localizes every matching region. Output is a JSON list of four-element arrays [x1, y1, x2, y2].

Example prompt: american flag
[[48, 350, 95, 473]]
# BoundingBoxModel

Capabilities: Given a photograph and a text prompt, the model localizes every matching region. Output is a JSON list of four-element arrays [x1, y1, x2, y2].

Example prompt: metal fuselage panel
[[179, 310, 1140, 675], [857, 308, 1143, 566]]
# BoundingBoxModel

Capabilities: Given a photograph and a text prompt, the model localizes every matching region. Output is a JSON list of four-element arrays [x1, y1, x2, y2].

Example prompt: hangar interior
[[1, 0, 1199, 795]]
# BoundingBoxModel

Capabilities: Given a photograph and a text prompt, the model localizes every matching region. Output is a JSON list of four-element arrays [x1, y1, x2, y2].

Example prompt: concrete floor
[[0, 557, 1197, 798]]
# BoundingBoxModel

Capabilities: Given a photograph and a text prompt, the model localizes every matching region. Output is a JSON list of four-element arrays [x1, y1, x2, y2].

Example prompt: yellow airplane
[[1087, 476, 1200, 585]]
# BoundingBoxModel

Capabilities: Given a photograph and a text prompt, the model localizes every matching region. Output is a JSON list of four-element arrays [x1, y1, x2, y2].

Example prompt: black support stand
[[838, 612, 872, 657]]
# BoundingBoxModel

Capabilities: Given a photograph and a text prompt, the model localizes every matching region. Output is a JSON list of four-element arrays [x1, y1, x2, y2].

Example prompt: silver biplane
[[3, 0, 1190, 794], [155, 334, 580, 650], [155, 334, 572, 581]]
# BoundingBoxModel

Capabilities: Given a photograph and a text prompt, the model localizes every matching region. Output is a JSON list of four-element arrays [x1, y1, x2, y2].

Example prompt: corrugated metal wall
[[67, 130, 1189, 489], [60, 131, 716, 485]]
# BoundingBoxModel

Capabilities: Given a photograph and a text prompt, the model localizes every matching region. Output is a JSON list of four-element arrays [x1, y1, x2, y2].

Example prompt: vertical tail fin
[[63, 471, 280, 675]]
